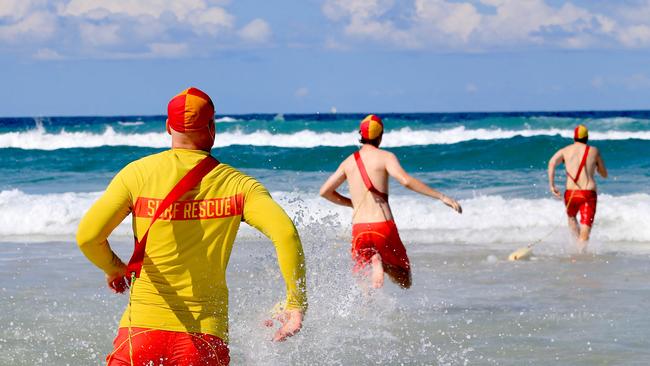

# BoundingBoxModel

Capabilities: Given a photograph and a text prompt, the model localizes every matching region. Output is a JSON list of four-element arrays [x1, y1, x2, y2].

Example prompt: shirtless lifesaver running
[[319, 115, 462, 289], [548, 124, 608, 253]]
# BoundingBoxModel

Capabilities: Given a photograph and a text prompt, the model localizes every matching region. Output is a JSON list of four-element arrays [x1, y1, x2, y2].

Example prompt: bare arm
[[319, 163, 353, 208], [547, 148, 564, 198], [596, 149, 608, 178], [385, 153, 462, 214]]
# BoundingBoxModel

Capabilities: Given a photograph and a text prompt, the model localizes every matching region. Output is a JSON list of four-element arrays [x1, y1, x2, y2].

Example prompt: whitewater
[[3, 124, 650, 150], [2, 111, 650, 365], [1, 189, 649, 246]]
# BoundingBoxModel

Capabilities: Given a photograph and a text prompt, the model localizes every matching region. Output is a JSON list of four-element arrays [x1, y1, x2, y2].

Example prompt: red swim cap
[[359, 114, 384, 140], [574, 124, 588, 140], [167, 87, 215, 132]]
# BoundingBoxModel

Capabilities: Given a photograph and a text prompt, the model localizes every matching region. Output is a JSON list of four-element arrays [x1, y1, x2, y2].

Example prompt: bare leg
[[370, 254, 384, 289], [576, 225, 592, 253], [567, 216, 579, 239]]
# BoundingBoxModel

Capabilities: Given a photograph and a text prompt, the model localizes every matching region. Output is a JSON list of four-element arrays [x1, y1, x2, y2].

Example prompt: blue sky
[[1, 0, 650, 116]]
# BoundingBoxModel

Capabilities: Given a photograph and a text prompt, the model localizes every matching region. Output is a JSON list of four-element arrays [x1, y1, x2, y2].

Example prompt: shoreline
[[2, 238, 650, 364]]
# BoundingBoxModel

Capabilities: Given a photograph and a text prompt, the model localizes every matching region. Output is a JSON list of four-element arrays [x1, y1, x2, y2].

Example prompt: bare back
[[561, 143, 600, 190], [342, 146, 394, 223]]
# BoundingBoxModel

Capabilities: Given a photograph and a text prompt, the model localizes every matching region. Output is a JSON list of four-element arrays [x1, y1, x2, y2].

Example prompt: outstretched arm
[[385, 153, 462, 214], [596, 149, 608, 178], [319, 163, 352, 208], [547, 149, 564, 198], [243, 182, 307, 342]]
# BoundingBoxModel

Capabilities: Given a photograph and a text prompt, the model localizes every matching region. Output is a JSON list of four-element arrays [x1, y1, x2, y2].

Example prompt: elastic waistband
[[565, 189, 597, 199], [565, 189, 597, 194], [352, 219, 395, 229]]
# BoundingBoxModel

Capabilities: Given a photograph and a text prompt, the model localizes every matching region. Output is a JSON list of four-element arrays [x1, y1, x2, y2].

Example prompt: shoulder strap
[[126, 155, 220, 278], [567, 145, 590, 184], [353, 151, 388, 201]]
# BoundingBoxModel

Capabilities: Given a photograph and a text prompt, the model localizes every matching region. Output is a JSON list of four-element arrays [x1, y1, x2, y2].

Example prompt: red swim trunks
[[352, 220, 411, 287], [106, 327, 230, 366], [564, 190, 597, 227]]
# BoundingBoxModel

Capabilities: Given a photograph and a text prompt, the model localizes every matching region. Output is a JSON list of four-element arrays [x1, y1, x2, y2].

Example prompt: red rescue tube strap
[[353, 151, 388, 201]]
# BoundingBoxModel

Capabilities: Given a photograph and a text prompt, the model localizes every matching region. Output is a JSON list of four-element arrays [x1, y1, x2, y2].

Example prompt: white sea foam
[[2, 125, 650, 150], [215, 116, 240, 123], [1, 189, 648, 247], [0, 124, 169, 150], [117, 121, 144, 126]]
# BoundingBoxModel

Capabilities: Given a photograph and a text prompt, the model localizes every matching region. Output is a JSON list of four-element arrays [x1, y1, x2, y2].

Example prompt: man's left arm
[[595, 148, 608, 178], [242, 181, 307, 341], [385, 153, 462, 213], [319, 162, 352, 208]]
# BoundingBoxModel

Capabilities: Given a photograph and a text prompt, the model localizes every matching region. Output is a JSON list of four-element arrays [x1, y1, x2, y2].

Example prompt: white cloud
[[239, 18, 271, 43], [33, 48, 64, 60], [322, 0, 418, 47], [322, 0, 650, 50], [0, 0, 255, 59], [0, 11, 57, 42], [590, 73, 650, 90], [324, 37, 350, 50], [59, 0, 206, 20], [79, 22, 121, 46], [192, 7, 235, 36], [617, 25, 650, 48], [148, 42, 190, 58], [0, 0, 40, 19], [60, 0, 236, 38], [295, 87, 310, 98], [414, 0, 481, 42], [466, 83, 478, 93], [322, 0, 395, 21], [591, 76, 604, 89]]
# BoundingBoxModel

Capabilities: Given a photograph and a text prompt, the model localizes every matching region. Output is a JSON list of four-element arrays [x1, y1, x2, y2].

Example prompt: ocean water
[[1, 112, 650, 365]]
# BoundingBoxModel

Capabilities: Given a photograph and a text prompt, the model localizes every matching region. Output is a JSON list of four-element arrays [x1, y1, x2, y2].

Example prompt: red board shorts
[[352, 220, 411, 287], [106, 327, 230, 366], [565, 190, 597, 227]]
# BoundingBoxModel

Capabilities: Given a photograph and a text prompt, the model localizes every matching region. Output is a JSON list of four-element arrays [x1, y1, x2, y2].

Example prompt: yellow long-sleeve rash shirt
[[76, 149, 307, 341]]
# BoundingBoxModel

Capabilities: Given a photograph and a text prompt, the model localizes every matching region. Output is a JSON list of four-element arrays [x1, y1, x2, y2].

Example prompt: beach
[[3, 236, 650, 365], [1, 112, 650, 365]]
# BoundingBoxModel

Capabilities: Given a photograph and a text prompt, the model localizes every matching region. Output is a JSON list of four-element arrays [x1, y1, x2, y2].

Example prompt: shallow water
[[2, 111, 649, 364], [2, 233, 649, 365]]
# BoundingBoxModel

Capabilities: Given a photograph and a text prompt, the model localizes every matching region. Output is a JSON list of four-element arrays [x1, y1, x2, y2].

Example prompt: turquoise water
[[1, 111, 650, 365], [1, 111, 649, 239], [1, 112, 649, 195]]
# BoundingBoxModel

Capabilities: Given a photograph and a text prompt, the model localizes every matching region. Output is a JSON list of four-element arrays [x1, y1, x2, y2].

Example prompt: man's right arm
[[547, 148, 564, 198], [385, 153, 462, 213]]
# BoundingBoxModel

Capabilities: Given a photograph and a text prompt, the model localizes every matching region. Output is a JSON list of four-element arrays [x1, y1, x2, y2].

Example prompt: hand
[[550, 185, 561, 199], [271, 309, 303, 342], [441, 196, 462, 214], [106, 263, 128, 294]]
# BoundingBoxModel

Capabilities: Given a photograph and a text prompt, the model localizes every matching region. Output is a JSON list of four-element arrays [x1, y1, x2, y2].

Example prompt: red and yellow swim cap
[[167, 87, 215, 132], [359, 114, 384, 140], [574, 124, 588, 140]]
